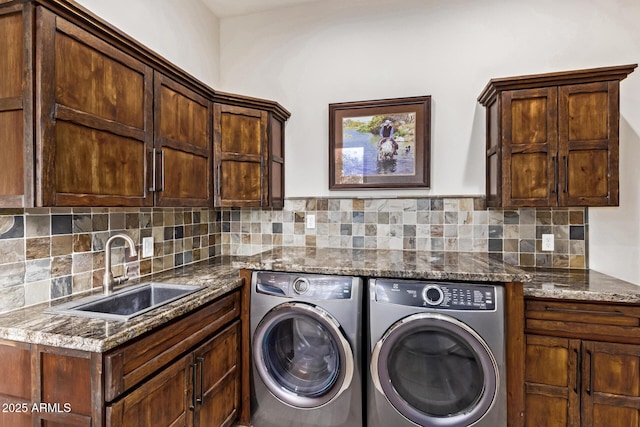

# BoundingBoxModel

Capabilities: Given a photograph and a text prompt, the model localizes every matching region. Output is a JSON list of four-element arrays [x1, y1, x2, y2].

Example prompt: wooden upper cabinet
[[213, 95, 290, 208], [0, 0, 289, 208], [269, 115, 285, 209], [214, 104, 268, 207], [501, 87, 558, 207], [153, 72, 212, 207], [36, 7, 154, 207], [478, 64, 636, 208], [0, 4, 33, 208]]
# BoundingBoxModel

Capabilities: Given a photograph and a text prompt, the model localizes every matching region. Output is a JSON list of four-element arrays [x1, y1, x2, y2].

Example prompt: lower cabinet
[[525, 299, 640, 426], [106, 321, 240, 427], [0, 290, 243, 427]]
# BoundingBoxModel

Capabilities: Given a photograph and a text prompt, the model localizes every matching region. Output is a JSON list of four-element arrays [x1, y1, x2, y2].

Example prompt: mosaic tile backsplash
[[219, 197, 588, 269], [0, 197, 588, 313], [0, 207, 221, 313]]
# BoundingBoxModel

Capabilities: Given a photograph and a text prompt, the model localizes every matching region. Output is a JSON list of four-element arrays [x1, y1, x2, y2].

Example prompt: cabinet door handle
[[216, 165, 221, 199], [148, 148, 157, 192], [574, 347, 581, 394], [159, 149, 165, 192], [586, 349, 593, 395], [563, 155, 568, 193], [552, 156, 558, 193], [196, 357, 205, 404], [190, 361, 197, 410]]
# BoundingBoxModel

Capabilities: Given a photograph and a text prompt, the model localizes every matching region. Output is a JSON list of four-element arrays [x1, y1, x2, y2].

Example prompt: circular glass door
[[253, 302, 354, 408], [371, 313, 498, 427]]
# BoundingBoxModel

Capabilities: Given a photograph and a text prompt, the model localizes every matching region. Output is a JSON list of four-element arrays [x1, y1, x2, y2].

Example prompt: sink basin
[[48, 282, 204, 321]]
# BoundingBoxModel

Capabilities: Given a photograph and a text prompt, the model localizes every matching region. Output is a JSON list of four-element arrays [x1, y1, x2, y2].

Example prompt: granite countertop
[[1, 248, 638, 353], [0, 258, 242, 353], [522, 268, 640, 303], [232, 246, 532, 282], [233, 247, 640, 304]]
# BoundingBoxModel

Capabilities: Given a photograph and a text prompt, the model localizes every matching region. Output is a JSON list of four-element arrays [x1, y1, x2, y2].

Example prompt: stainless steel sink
[[48, 282, 204, 321]]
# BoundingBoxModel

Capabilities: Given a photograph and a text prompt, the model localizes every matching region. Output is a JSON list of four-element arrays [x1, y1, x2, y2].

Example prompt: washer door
[[253, 302, 354, 409], [371, 313, 498, 427]]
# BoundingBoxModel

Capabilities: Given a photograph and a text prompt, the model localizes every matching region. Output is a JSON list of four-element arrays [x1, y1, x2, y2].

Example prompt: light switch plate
[[142, 237, 154, 258], [542, 234, 554, 251]]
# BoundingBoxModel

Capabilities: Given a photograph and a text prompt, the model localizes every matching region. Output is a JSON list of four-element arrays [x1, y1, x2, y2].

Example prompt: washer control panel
[[255, 272, 353, 300], [374, 278, 496, 310]]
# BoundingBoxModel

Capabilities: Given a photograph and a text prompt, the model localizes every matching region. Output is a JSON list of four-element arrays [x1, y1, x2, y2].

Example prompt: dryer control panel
[[374, 278, 496, 310], [255, 272, 353, 300]]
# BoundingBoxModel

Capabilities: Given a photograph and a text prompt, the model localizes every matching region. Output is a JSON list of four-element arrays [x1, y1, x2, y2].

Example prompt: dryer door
[[253, 302, 354, 409], [371, 313, 498, 427]]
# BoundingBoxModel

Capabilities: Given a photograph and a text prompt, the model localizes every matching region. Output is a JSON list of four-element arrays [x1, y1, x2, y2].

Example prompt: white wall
[[218, 0, 640, 284], [75, 0, 220, 87]]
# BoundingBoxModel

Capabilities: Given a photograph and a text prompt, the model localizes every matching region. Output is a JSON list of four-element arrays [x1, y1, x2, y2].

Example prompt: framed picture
[[329, 95, 431, 189]]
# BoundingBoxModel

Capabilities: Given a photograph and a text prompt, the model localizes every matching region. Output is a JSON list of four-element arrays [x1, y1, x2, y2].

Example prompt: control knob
[[292, 278, 310, 295], [422, 285, 444, 306]]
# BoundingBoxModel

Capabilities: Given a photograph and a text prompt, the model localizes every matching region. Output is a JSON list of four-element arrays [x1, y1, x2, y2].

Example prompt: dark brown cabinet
[[524, 298, 640, 426], [0, 4, 34, 208], [106, 321, 240, 427], [0, 0, 288, 209], [37, 6, 154, 207], [478, 64, 636, 208], [0, 290, 244, 427], [213, 94, 289, 208], [214, 104, 267, 207], [153, 72, 213, 207]]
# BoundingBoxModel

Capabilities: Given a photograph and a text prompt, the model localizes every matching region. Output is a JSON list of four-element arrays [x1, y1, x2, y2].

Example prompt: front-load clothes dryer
[[367, 278, 506, 427], [251, 271, 363, 427]]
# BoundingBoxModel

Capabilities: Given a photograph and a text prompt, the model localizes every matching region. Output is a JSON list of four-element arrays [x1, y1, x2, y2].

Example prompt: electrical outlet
[[542, 234, 554, 251], [142, 237, 154, 258], [306, 214, 316, 229]]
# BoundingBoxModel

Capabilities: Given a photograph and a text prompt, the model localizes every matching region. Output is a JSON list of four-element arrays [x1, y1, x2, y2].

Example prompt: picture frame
[[329, 95, 431, 189]]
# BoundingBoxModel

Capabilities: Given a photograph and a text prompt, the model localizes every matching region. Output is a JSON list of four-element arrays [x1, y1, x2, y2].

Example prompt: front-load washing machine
[[367, 278, 506, 427], [251, 271, 363, 427]]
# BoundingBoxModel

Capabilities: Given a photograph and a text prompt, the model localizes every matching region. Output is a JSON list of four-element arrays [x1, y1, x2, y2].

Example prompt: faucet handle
[[113, 275, 130, 286]]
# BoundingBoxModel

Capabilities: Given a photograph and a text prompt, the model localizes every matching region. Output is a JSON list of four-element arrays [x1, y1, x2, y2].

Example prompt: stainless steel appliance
[[367, 278, 506, 427], [251, 272, 363, 427]]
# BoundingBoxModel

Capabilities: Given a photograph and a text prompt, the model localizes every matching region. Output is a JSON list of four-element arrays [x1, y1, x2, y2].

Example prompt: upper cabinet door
[[153, 72, 213, 207], [501, 87, 559, 207], [36, 7, 154, 207], [478, 64, 636, 208], [0, 4, 34, 208], [558, 82, 619, 207], [213, 104, 268, 208], [269, 115, 285, 209]]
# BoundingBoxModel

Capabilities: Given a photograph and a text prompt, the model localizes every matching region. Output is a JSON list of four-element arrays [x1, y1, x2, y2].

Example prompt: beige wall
[[76, 0, 221, 87], [217, 0, 640, 284]]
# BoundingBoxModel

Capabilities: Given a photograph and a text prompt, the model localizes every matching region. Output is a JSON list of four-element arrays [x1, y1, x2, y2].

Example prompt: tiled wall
[[0, 196, 589, 313], [220, 197, 588, 269], [0, 208, 221, 313]]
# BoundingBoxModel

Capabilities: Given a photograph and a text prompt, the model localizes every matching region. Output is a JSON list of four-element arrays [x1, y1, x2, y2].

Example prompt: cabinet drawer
[[525, 299, 640, 342], [104, 290, 240, 402]]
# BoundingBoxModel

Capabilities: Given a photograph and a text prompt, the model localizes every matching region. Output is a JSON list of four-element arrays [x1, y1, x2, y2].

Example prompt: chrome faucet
[[103, 233, 138, 295]]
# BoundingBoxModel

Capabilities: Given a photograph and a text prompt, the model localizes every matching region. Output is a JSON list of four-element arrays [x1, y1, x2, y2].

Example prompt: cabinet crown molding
[[478, 63, 637, 106]]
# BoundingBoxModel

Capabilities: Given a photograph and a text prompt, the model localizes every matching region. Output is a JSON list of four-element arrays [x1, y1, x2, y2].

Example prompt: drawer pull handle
[[544, 306, 625, 316]]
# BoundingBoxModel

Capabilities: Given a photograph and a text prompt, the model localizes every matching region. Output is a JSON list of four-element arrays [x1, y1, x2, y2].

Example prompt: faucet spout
[[103, 233, 138, 295]]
